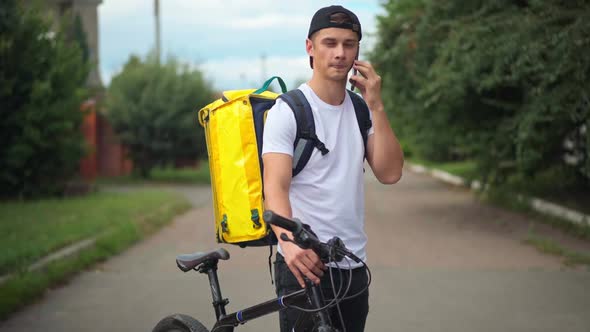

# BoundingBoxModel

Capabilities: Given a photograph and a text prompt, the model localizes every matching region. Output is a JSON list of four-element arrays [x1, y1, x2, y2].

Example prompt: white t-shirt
[[262, 84, 374, 268]]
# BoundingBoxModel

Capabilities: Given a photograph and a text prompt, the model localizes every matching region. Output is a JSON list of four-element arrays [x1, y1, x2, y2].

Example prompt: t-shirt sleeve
[[368, 108, 375, 136], [262, 99, 296, 156]]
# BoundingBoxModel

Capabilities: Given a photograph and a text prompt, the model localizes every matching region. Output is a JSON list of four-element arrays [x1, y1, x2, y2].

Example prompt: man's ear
[[306, 38, 313, 57]]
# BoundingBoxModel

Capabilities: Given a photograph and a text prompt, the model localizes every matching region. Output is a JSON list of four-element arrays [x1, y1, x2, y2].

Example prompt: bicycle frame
[[199, 259, 337, 332]]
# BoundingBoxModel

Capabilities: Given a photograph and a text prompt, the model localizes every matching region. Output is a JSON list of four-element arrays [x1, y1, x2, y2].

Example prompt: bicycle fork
[[302, 279, 338, 332]]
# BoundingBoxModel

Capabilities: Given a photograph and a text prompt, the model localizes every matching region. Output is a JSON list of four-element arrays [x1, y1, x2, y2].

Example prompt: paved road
[[1, 170, 589, 332]]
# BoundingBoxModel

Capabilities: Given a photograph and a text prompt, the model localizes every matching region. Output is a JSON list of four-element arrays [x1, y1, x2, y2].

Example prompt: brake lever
[[279, 233, 297, 245], [280, 232, 313, 250]]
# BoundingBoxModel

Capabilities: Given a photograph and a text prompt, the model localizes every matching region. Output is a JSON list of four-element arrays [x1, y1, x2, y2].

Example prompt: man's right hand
[[280, 234, 326, 288]]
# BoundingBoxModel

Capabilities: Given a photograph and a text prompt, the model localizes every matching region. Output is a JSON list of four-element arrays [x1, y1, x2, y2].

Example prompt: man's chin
[[326, 71, 349, 81], [329, 75, 349, 84]]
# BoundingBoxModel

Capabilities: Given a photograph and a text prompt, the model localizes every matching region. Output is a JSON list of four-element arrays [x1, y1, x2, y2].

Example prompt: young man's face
[[307, 28, 359, 82]]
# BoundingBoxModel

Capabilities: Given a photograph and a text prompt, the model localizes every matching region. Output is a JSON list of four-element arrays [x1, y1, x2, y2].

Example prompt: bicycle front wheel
[[152, 314, 209, 332]]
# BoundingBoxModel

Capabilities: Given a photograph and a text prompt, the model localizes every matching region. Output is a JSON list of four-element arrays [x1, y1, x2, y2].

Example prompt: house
[[23, 0, 103, 88]]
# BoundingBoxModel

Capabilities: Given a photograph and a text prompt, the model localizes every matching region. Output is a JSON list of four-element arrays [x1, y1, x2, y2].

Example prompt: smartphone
[[350, 67, 358, 91], [350, 47, 360, 91]]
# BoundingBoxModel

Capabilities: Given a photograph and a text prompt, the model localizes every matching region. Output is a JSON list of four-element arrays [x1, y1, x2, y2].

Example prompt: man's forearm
[[350, 60, 404, 184], [369, 106, 404, 184], [264, 187, 293, 239]]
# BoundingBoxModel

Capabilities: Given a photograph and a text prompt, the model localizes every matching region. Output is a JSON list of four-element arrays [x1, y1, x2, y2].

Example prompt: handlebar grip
[[263, 210, 302, 233]]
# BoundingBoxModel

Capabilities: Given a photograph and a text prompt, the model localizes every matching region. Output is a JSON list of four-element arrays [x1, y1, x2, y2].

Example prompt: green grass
[[524, 235, 590, 267], [151, 165, 211, 184], [0, 190, 191, 320], [96, 162, 211, 186], [0, 191, 190, 275], [409, 158, 478, 181]]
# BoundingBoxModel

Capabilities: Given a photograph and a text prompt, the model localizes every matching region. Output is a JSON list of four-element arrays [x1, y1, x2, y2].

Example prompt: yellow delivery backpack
[[198, 77, 287, 247], [198, 76, 372, 247]]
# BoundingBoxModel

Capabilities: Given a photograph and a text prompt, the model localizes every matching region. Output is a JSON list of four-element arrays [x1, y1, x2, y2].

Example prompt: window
[[59, 1, 73, 16]]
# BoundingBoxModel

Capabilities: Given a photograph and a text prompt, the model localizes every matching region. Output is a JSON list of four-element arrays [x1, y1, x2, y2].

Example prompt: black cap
[[308, 5, 362, 41]]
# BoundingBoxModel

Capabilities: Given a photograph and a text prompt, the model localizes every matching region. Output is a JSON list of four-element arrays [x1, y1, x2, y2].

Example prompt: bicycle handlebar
[[262, 210, 302, 234], [263, 210, 359, 263]]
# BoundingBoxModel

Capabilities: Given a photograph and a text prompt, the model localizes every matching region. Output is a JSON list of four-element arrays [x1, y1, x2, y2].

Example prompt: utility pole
[[154, 0, 161, 64], [261, 53, 268, 85]]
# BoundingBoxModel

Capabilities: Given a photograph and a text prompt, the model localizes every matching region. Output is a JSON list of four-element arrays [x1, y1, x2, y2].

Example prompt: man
[[262, 5, 404, 332]]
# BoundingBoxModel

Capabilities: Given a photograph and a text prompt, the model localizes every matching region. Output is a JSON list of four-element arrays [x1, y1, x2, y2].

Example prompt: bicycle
[[152, 210, 371, 332]]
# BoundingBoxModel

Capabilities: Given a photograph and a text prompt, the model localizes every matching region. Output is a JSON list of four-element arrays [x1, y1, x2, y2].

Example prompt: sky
[[98, 0, 385, 91]]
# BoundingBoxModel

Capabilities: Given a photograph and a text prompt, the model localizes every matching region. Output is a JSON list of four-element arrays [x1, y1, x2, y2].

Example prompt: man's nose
[[335, 44, 346, 58]]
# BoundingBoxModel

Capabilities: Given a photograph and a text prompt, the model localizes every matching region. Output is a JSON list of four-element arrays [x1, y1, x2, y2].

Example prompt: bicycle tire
[[152, 314, 209, 332]]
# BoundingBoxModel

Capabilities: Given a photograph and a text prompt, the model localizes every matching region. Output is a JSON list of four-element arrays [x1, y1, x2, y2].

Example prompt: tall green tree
[[106, 55, 215, 177], [72, 14, 89, 62], [372, 0, 589, 185], [0, 0, 89, 198]]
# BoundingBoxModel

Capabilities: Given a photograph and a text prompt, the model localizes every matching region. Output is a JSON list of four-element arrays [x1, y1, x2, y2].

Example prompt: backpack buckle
[[221, 214, 229, 233], [310, 133, 329, 155], [251, 209, 262, 229]]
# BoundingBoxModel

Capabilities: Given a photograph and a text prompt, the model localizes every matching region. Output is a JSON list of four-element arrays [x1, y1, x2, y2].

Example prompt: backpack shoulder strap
[[279, 89, 329, 177], [347, 90, 372, 158]]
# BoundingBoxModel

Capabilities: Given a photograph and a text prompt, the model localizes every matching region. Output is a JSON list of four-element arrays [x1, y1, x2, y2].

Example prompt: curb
[[406, 162, 590, 228], [0, 200, 192, 286], [0, 238, 97, 285]]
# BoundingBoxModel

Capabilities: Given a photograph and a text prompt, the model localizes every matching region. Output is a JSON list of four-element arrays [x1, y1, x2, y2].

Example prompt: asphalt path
[[1, 169, 589, 332]]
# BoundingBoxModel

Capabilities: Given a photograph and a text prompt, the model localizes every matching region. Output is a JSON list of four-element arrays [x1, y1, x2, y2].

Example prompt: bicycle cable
[[327, 251, 372, 332], [285, 256, 348, 313], [330, 252, 352, 332], [285, 247, 355, 314], [340, 256, 371, 301]]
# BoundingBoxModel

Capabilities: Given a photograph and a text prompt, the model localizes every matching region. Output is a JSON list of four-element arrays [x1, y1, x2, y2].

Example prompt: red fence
[[79, 99, 133, 180]]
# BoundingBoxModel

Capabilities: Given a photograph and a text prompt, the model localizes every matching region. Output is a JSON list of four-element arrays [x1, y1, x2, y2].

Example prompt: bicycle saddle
[[176, 248, 230, 272]]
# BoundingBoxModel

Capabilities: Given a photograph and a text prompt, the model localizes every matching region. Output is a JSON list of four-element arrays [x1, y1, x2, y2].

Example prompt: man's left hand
[[349, 60, 384, 112]]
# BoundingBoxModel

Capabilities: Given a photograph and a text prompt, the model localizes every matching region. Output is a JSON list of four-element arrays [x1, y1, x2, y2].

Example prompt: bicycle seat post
[[198, 260, 229, 321]]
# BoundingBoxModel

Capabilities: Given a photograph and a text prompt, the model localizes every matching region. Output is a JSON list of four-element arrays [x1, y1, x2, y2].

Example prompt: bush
[[106, 55, 215, 177]]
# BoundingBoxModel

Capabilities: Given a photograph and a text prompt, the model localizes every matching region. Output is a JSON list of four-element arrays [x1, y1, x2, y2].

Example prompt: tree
[[372, 0, 589, 186], [71, 14, 89, 63], [106, 54, 216, 177], [0, 0, 89, 198]]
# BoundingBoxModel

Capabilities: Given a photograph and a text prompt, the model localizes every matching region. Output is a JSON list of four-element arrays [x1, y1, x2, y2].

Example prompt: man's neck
[[307, 76, 347, 106]]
